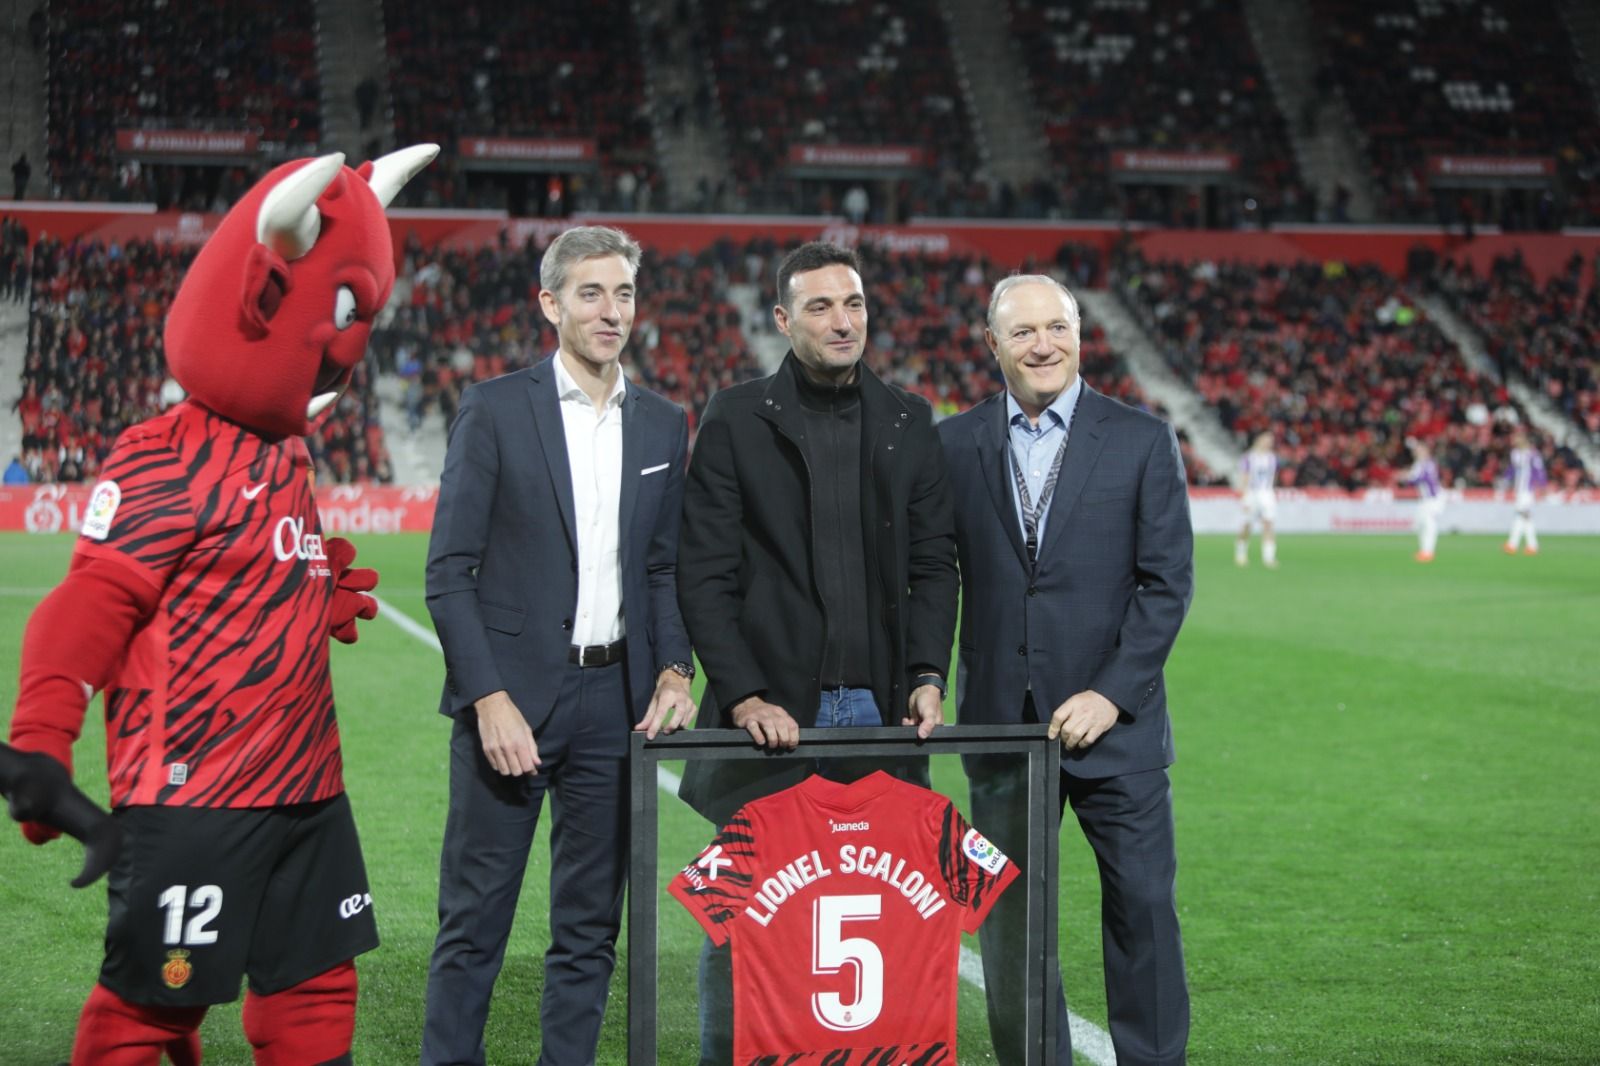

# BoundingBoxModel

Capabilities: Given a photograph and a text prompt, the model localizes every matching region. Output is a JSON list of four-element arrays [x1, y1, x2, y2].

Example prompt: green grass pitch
[[2, 532, 1597, 1064]]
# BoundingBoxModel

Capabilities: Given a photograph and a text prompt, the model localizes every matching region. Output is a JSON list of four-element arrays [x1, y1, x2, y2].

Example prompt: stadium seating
[[1006, 0, 1307, 224], [1111, 251, 1590, 489], [1426, 251, 1600, 451], [383, 0, 656, 211], [1311, 0, 1600, 226], [368, 237, 764, 433], [18, 237, 389, 485], [46, 0, 319, 207], [699, 0, 981, 214]]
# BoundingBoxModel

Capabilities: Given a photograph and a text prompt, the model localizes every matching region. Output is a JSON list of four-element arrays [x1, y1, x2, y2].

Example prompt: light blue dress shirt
[[1006, 377, 1083, 547]]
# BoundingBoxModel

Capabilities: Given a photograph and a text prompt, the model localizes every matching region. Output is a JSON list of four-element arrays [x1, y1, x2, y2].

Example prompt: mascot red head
[[163, 144, 438, 439]]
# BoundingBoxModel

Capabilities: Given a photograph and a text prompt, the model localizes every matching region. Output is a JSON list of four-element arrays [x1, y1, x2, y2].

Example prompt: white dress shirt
[[554, 355, 627, 646]]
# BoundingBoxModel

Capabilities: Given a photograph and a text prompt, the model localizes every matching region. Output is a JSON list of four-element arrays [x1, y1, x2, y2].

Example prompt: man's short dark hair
[[776, 242, 861, 310]]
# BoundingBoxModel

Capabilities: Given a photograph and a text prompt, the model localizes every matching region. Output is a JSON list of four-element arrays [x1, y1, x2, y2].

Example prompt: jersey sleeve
[[75, 426, 198, 592], [937, 800, 1021, 935], [668, 809, 759, 947]]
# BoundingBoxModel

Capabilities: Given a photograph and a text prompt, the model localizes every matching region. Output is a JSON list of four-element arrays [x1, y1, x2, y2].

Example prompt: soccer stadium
[[0, 0, 1597, 1063]]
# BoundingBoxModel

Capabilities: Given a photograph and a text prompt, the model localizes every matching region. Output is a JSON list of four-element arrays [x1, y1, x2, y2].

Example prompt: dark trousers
[[966, 703, 1188, 1066], [420, 660, 630, 1066]]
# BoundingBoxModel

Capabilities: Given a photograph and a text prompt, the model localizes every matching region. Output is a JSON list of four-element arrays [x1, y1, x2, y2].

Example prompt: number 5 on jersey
[[812, 894, 883, 1031]]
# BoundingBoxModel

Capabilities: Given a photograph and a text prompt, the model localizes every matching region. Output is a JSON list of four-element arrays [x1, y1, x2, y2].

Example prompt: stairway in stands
[[1243, 0, 1377, 222], [1076, 288, 1241, 476]]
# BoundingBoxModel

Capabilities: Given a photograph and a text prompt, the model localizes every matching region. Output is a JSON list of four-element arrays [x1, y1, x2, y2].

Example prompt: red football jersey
[[75, 401, 342, 808], [670, 771, 1019, 1065]]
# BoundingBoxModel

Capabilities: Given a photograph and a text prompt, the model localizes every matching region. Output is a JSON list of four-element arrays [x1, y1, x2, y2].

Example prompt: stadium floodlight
[[630, 724, 1061, 1065]]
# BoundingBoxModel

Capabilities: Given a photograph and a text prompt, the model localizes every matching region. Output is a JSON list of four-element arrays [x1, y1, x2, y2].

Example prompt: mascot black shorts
[[99, 793, 379, 1006]]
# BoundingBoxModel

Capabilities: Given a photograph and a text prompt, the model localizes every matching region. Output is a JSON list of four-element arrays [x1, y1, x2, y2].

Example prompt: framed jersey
[[669, 771, 1019, 1064]]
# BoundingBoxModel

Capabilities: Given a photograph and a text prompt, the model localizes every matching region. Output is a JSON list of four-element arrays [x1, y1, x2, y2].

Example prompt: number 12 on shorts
[[158, 884, 223, 946]]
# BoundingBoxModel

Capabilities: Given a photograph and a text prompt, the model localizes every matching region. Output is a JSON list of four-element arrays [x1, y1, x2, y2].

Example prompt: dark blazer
[[677, 354, 958, 821], [425, 356, 692, 727], [938, 384, 1193, 778]]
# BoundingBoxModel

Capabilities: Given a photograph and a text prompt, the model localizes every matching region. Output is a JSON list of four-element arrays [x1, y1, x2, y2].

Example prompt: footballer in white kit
[[1235, 432, 1279, 567], [1504, 430, 1546, 555]]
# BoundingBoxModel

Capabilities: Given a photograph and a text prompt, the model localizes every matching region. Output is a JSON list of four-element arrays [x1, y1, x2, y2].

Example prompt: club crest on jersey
[[81, 480, 121, 540], [962, 828, 1008, 875], [161, 949, 193, 989], [272, 515, 327, 564]]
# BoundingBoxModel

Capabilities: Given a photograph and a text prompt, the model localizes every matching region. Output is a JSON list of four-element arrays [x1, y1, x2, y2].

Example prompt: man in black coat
[[677, 241, 958, 1063]]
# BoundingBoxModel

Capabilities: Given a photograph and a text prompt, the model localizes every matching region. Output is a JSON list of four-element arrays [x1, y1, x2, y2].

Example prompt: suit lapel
[[528, 358, 578, 553], [973, 396, 1029, 570], [617, 383, 643, 571], [1036, 385, 1109, 563]]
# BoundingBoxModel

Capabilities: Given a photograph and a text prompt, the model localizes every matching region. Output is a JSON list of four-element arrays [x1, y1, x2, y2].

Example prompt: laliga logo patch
[[81, 480, 121, 541], [162, 949, 193, 989], [962, 828, 1008, 875]]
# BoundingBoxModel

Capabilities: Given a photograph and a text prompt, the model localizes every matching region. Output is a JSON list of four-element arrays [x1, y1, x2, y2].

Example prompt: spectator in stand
[[12, 154, 30, 200]]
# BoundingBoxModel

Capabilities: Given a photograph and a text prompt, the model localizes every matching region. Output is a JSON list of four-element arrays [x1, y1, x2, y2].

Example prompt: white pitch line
[[379, 597, 1117, 1065], [371, 594, 441, 651]]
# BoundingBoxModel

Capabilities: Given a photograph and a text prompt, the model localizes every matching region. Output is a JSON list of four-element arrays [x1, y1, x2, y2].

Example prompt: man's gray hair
[[540, 225, 643, 294], [986, 273, 1080, 334]]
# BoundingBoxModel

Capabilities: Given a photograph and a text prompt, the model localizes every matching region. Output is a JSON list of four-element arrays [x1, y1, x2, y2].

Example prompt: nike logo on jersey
[[241, 483, 268, 499]]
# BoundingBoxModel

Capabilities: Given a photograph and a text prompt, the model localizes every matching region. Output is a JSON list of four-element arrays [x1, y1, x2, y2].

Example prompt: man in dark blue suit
[[938, 275, 1194, 1066], [420, 226, 697, 1065]]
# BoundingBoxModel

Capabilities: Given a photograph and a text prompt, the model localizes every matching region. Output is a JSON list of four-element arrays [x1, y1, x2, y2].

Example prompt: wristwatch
[[660, 660, 696, 681], [912, 672, 946, 696]]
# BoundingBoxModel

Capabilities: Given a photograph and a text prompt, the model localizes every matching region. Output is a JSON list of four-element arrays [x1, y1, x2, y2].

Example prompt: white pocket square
[[640, 463, 670, 476]]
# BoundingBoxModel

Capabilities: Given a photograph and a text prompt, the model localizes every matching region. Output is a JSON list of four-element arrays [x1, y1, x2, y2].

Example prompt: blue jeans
[[814, 685, 880, 727]]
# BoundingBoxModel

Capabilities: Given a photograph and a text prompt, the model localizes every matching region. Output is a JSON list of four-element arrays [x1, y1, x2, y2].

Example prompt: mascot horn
[[7, 144, 437, 1066]]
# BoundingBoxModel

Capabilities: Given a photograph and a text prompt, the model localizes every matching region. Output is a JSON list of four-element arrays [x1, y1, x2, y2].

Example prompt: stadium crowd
[[15, 236, 390, 485], [368, 235, 762, 434], [23, 0, 1599, 230], [1424, 250, 1600, 446], [1008, 0, 1312, 226], [46, 0, 319, 208], [1111, 251, 1590, 490], [700, 0, 982, 217], [1312, 0, 1600, 227], [383, 0, 657, 214]]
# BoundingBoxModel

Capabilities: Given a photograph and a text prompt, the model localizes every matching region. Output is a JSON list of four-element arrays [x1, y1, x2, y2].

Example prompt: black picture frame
[[628, 724, 1061, 1065]]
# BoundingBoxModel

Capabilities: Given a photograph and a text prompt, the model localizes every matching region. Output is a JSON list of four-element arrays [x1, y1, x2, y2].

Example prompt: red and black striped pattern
[[669, 772, 1018, 1063], [79, 401, 342, 808]]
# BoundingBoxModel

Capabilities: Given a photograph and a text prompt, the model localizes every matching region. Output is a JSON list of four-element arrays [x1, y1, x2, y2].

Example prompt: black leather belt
[[568, 638, 626, 668]]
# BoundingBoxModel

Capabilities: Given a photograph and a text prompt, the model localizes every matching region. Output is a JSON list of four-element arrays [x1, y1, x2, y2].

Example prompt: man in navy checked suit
[[938, 275, 1194, 1066]]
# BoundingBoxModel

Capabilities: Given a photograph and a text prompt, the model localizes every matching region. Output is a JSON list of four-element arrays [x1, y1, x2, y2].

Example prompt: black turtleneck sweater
[[794, 362, 872, 689]]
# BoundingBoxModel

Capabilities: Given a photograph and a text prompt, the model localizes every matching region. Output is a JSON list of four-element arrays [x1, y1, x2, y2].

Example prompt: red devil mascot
[[7, 144, 437, 1066]]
